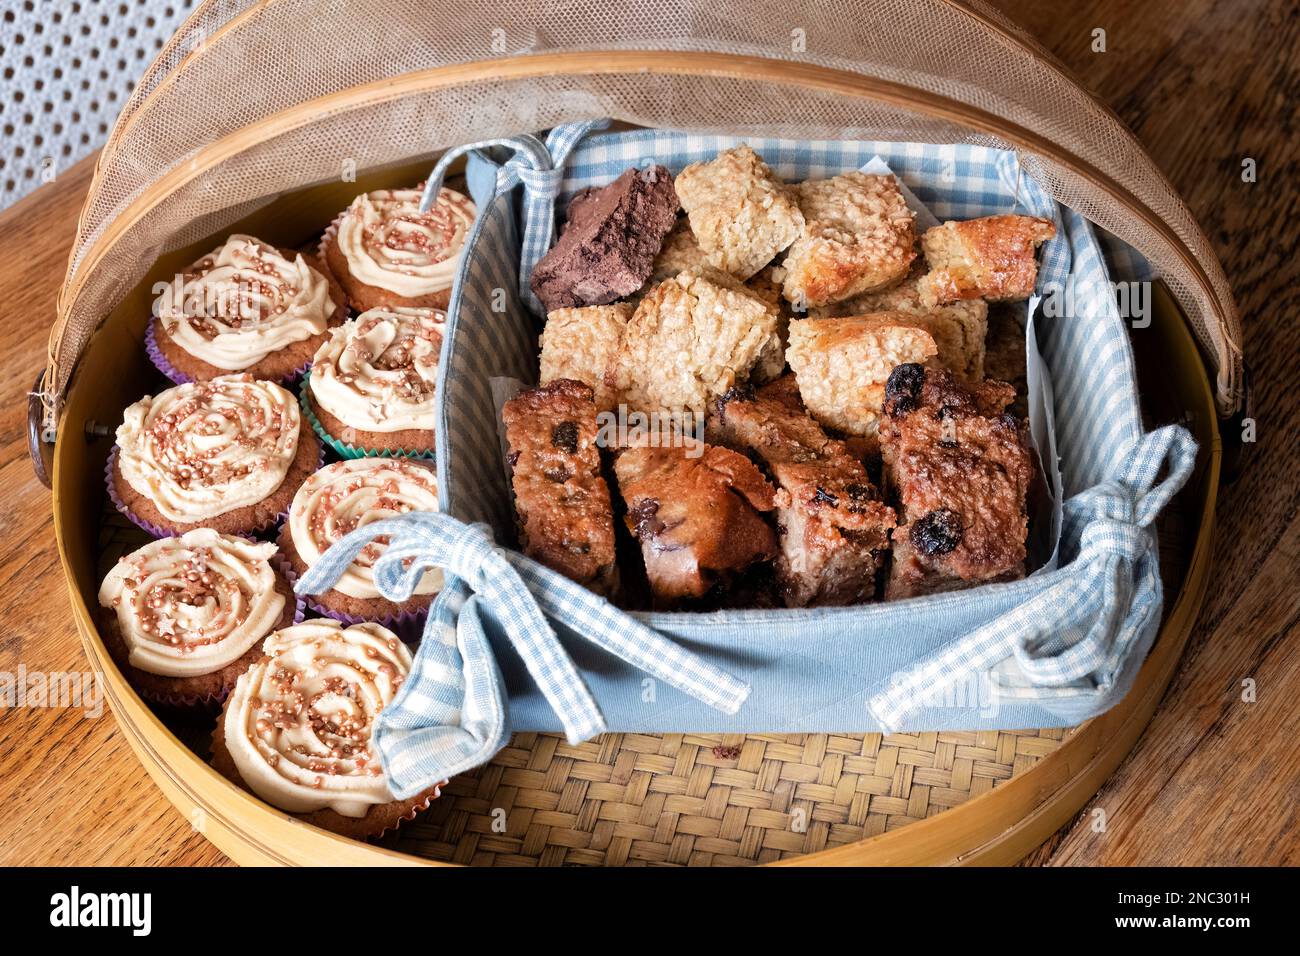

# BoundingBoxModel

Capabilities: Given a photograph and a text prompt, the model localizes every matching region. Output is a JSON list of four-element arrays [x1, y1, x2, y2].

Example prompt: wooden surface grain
[[0, 0, 1295, 866]]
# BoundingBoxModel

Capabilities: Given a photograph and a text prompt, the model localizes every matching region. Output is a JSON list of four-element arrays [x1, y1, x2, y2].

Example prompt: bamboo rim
[[49, 50, 1239, 418]]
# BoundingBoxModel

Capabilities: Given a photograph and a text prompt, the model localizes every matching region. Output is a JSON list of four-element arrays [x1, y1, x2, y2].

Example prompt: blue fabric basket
[[294, 125, 1198, 798]]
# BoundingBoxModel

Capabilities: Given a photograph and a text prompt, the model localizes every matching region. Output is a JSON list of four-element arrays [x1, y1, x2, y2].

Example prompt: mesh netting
[[46, 0, 1241, 421]]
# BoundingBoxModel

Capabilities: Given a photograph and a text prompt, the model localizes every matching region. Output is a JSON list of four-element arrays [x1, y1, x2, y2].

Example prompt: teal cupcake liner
[[298, 370, 436, 462]]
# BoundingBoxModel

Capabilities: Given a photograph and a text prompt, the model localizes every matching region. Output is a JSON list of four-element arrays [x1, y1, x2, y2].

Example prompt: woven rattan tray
[[386, 729, 1068, 866]]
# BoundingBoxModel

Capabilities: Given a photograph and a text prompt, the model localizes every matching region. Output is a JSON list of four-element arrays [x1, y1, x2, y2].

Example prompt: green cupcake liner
[[298, 370, 437, 462]]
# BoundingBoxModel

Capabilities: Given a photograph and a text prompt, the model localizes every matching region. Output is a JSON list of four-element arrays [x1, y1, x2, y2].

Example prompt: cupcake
[[110, 374, 322, 537], [321, 186, 476, 312], [148, 234, 347, 384], [278, 457, 441, 623], [302, 306, 443, 456], [210, 619, 440, 838], [97, 530, 301, 704]]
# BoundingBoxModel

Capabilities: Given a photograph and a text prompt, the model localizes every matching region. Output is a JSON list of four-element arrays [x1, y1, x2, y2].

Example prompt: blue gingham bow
[[420, 120, 610, 314], [294, 511, 750, 791], [869, 424, 1197, 731]]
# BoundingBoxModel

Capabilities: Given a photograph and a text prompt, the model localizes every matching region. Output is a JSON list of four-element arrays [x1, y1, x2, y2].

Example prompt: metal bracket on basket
[[28, 370, 53, 489]]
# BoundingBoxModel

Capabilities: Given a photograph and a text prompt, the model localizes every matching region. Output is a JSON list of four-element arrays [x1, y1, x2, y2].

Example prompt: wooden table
[[0, 0, 1295, 866]]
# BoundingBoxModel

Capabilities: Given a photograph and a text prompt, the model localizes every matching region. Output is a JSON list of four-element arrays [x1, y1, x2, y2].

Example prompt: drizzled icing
[[156, 234, 337, 370], [97, 530, 287, 677], [223, 620, 410, 817], [308, 307, 444, 433], [287, 458, 441, 599], [335, 187, 476, 298], [115, 375, 301, 523]]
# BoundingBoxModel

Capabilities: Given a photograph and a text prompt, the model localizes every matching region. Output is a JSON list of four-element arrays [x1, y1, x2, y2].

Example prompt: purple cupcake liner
[[111, 545, 308, 712], [273, 529, 431, 644], [105, 446, 185, 539], [105, 438, 325, 540], [145, 319, 316, 388], [144, 320, 194, 386]]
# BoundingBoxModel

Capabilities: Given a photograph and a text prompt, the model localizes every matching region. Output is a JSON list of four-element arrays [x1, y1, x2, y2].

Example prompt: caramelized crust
[[918, 214, 1056, 305], [502, 380, 618, 594], [878, 364, 1033, 598], [814, 262, 989, 381], [780, 172, 917, 308], [710, 378, 896, 607], [614, 443, 778, 604]]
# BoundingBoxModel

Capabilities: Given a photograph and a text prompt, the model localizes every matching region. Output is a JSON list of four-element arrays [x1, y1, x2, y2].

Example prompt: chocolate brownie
[[530, 165, 680, 311], [614, 442, 778, 605]]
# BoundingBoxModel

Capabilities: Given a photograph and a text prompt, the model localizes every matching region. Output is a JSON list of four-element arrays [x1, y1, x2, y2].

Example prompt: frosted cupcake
[[148, 234, 347, 384], [321, 186, 476, 312], [211, 619, 441, 838], [109, 375, 321, 536], [277, 458, 441, 622], [302, 306, 443, 456], [98, 530, 301, 704]]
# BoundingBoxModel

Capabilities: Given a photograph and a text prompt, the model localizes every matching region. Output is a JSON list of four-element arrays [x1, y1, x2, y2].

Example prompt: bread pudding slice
[[710, 378, 896, 607], [502, 379, 618, 594], [878, 364, 1034, 599], [614, 442, 778, 604]]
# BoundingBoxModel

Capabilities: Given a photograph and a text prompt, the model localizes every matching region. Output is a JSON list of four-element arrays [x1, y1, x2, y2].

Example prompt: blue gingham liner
[[300, 127, 1196, 799]]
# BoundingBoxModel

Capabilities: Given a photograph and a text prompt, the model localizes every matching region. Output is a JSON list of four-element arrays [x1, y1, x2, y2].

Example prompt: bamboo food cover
[[42, 0, 1240, 436]]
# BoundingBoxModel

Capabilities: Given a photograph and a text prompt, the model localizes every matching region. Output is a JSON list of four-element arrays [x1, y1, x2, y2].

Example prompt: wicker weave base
[[385, 728, 1068, 866]]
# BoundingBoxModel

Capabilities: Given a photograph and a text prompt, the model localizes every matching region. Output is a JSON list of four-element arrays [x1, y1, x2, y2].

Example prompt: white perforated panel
[[0, 0, 196, 207]]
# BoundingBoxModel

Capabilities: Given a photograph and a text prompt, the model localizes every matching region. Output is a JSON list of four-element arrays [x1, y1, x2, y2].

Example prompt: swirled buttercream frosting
[[156, 234, 337, 370], [223, 619, 409, 816], [287, 458, 441, 599], [115, 375, 301, 523], [308, 307, 444, 433], [336, 187, 476, 297], [98, 529, 287, 677]]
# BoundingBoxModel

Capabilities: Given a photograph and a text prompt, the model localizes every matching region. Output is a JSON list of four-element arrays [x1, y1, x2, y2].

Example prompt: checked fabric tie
[[869, 424, 1197, 732], [419, 120, 610, 314], [294, 511, 750, 795]]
